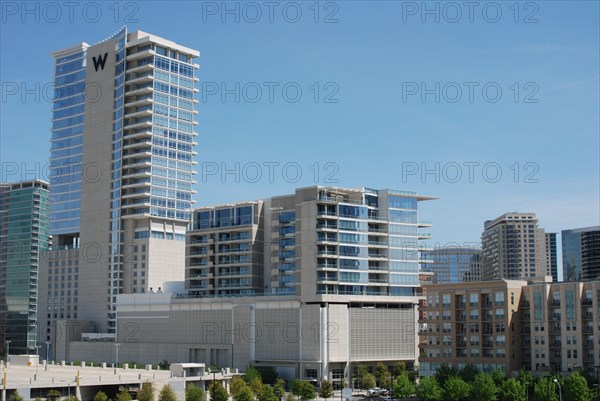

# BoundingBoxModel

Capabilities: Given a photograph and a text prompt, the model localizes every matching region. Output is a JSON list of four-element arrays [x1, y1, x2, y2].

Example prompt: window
[[470, 293, 479, 306]]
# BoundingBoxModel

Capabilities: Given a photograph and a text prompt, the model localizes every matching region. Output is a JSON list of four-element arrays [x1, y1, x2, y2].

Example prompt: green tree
[[498, 379, 526, 401], [291, 379, 303, 401], [394, 362, 407, 378], [158, 360, 169, 370], [471, 373, 497, 401], [93, 391, 109, 401], [319, 380, 334, 401], [490, 369, 506, 387], [8, 392, 24, 401], [235, 386, 255, 401], [392, 373, 414, 400], [298, 381, 316, 401], [64, 397, 79, 401], [116, 389, 132, 401], [285, 394, 295, 401], [434, 364, 458, 387], [356, 364, 369, 389], [157, 385, 176, 401], [245, 366, 262, 383], [257, 367, 279, 385], [47, 390, 62, 401], [415, 376, 442, 401], [209, 383, 229, 401], [375, 363, 390, 387], [442, 376, 471, 401], [258, 385, 278, 401], [230, 376, 249, 400], [274, 379, 286, 401], [251, 377, 265, 395], [516, 369, 534, 386], [186, 384, 204, 401], [563, 371, 592, 401], [138, 382, 155, 401], [361, 373, 376, 391], [534, 377, 558, 401], [458, 364, 479, 383]]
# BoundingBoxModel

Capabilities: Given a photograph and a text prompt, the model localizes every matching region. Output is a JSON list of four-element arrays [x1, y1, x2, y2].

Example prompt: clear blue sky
[[1, 1, 599, 276]]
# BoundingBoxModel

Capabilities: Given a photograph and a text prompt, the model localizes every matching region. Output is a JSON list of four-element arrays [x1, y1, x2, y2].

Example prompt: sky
[[1, 1, 599, 278]]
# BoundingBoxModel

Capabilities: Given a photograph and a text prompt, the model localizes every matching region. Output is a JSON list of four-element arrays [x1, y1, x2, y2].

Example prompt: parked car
[[367, 388, 383, 396]]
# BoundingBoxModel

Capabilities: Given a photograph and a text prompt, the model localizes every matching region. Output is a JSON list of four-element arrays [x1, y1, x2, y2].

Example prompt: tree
[[394, 362, 407, 378], [158, 360, 169, 370], [251, 377, 265, 395], [186, 384, 204, 401], [434, 364, 458, 387], [498, 379, 526, 401], [534, 377, 558, 401], [158, 385, 176, 401], [245, 366, 262, 383], [210, 382, 229, 401], [257, 367, 279, 385], [274, 379, 286, 401], [392, 373, 414, 400], [231, 376, 249, 400], [138, 382, 155, 401], [258, 385, 278, 401], [375, 363, 390, 387], [458, 364, 479, 383], [490, 369, 506, 387], [298, 381, 316, 401], [93, 392, 109, 401], [235, 386, 255, 401], [356, 364, 369, 389], [442, 376, 471, 401], [415, 376, 442, 401], [285, 394, 295, 401], [516, 369, 534, 386], [319, 380, 334, 401], [116, 389, 132, 401], [291, 379, 303, 401], [471, 373, 497, 401], [47, 390, 62, 401], [8, 392, 24, 401], [361, 373, 376, 391], [563, 371, 591, 401]]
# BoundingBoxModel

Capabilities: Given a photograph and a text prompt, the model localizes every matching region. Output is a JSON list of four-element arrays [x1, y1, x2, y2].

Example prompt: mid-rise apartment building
[[0, 180, 50, 355], [420, 279, 600, 377], [38, 28, 200, 345], [481, 213, 548, 281], [56, 186, 435, 386]]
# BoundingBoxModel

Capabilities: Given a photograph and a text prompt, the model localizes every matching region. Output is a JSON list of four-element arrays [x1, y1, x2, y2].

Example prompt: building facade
[[0, 180, 50, 355], [562, 226, 600, 282], [422, 246, 482, 284], [57, 186, 435, 385], [481, 213, 549, 281], [39, 28, 200, 347], [545, 233, 558, 282], [418, 280, 526, 376], [186, 201, 265, 297], [419, 279, 600, 377]]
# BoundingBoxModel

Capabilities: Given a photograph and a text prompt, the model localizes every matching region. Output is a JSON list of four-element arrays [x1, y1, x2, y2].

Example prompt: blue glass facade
[[49, 50, 86, 235]]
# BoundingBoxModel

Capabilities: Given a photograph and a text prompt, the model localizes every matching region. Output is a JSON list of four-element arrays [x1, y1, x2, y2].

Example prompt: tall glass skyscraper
[[0, 180, 49, 355], [562, 226, 600, 282], [40, 28, 199, 336]]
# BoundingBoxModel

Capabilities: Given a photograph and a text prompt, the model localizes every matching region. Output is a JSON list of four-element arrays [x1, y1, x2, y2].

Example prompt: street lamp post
[[553, 379, 562, 401], [35, 345, 41, 377], [114, 343, 121, 368], [45, 342, 51, 363], [3, 342, 10, 363]]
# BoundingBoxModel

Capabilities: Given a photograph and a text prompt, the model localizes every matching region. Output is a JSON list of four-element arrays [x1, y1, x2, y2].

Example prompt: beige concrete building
[[39, 28, 200, 354], [419, 280, 526, 376], [420, 278, 600, 377], [481, 213, 549, 281]]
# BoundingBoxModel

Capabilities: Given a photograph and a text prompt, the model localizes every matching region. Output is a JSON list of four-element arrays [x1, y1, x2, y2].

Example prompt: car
[[367, 388, 382, 396]]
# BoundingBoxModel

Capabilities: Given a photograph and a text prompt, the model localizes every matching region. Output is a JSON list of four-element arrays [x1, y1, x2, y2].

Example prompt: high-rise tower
[[40, 28, 199, 338]]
